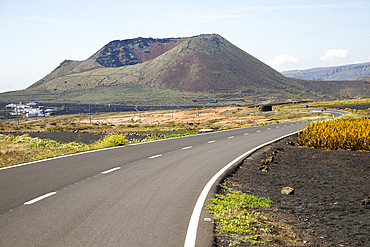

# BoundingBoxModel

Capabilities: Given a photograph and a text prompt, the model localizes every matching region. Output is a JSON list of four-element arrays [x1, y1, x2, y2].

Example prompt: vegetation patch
[[298, 118, 370, 150], [206, 184, 307, 246], [0, 133, 128, 167], [0, 131, 198, 167], [206, 190, 271, 236]]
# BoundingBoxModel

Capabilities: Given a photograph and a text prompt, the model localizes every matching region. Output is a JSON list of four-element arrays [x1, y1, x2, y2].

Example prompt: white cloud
[[319, 49, 348, 61], [263, 54, 299, 67]]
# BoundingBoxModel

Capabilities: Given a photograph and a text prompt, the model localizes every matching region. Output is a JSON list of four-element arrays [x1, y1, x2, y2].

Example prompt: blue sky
[[0, 0, 369, 93]]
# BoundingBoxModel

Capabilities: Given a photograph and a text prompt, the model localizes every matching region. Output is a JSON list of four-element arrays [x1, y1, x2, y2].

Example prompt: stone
[[281, 187, 294, 195], [361, 196, 370, 205], [261, 168, 268, 173]]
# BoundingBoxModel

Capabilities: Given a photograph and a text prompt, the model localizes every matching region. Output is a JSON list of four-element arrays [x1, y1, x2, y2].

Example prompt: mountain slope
[[29, 37, 188, 89], [282, 62, 370, 81], [27, 34, 308, 97]]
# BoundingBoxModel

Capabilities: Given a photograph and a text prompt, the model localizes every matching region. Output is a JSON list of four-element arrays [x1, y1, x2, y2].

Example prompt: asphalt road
[[0, 110, 345, 246]]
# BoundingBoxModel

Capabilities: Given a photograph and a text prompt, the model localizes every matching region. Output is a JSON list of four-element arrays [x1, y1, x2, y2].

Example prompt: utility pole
[[16, 103, 19, 125], [89, 103, 91, 124]]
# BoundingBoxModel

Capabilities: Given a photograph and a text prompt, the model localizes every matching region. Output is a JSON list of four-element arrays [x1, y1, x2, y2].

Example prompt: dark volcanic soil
[[7, 131, 105, 144], [216, 134, 370, 246]]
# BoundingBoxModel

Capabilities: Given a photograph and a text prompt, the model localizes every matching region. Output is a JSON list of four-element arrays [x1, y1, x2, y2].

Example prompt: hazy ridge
[[282, 62, 370, 81]]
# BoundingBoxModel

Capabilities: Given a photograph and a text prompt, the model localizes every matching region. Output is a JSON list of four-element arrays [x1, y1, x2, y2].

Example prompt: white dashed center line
[[101, 167, 121, 174], [244, 133, 249, 135], [256, 130, 261, 133], [182, 146, 192, 150], [24, 192, 57, 205], [267, 128, 271, 130], [149, 154, 162, 159], [228, 136, 235, 139], [208, 140, 216, 143], [276, 126, 280, 128]]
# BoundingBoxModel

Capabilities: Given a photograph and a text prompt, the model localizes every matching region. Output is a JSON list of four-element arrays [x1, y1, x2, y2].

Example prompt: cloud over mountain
[[319, 49, 348, 61]]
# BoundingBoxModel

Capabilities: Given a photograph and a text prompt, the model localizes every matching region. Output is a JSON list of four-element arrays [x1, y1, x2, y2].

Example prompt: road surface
[[0, 110, 345, 246]]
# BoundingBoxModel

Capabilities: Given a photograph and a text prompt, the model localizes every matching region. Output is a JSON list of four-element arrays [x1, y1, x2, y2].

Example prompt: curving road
[[0, 110, 345, 246]]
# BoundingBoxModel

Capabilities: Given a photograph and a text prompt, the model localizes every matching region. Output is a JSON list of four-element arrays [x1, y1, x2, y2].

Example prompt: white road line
[[149, 154, 162, 159], [276, 126, 279, 128], [101, 167, 121, 174], [182, 146, 193, 150], [256, 130, 261, 132], [228, 136, 235, 139], [184, 130, 300, 247], [244, 133, 249, 135], [24, 192, 56, 205], [267, 128, 271, 130], [208, 140, 216, 143]]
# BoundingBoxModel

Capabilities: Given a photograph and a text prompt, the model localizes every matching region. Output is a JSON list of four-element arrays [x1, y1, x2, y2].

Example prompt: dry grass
[[1, 106, 332, 133], [0, 106, 334, 168]]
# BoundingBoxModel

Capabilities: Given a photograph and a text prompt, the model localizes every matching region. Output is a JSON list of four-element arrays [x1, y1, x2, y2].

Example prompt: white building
[[6, 102, 53, 117]]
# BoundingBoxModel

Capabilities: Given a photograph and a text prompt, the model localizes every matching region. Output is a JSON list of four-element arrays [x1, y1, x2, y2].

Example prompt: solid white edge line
[[149, 154, 162, 159], [101, 167, 121, 174], [24, 192, 56, 205], [0, 145, 122, 171], [184, 130, 299, 247]]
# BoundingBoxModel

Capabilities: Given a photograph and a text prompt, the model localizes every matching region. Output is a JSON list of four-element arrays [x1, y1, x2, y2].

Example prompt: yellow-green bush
[[0, 133, 128, 167], [298, 118, 370, 150], [90, 133, 128, 149]]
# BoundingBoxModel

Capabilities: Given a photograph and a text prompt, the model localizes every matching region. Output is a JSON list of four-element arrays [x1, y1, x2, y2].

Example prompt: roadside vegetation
[[298, 118, 370, 151], [206, 179, 306, 246], [0, 131, 200, 168], [0, 133, 126, 167], [206, 187, 273, 245]]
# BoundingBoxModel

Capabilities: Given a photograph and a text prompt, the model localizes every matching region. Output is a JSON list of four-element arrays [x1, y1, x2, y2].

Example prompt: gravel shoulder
[[215, 134, 370, 246]]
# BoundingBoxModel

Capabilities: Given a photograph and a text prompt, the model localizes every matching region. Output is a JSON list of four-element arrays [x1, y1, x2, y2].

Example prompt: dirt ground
[[9, 131, 105, 144], [216, 134, 370, 246], [79, 106, 253, 126]]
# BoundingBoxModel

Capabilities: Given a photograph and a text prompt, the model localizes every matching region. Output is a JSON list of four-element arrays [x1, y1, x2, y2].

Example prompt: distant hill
[[2, 34, 370, 106], [282, 62, 370, 81], [28, 34, 306, 95]]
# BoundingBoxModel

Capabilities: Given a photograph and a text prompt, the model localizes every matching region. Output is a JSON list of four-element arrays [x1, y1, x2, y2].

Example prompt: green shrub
[[91, 133, 128, 148]]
